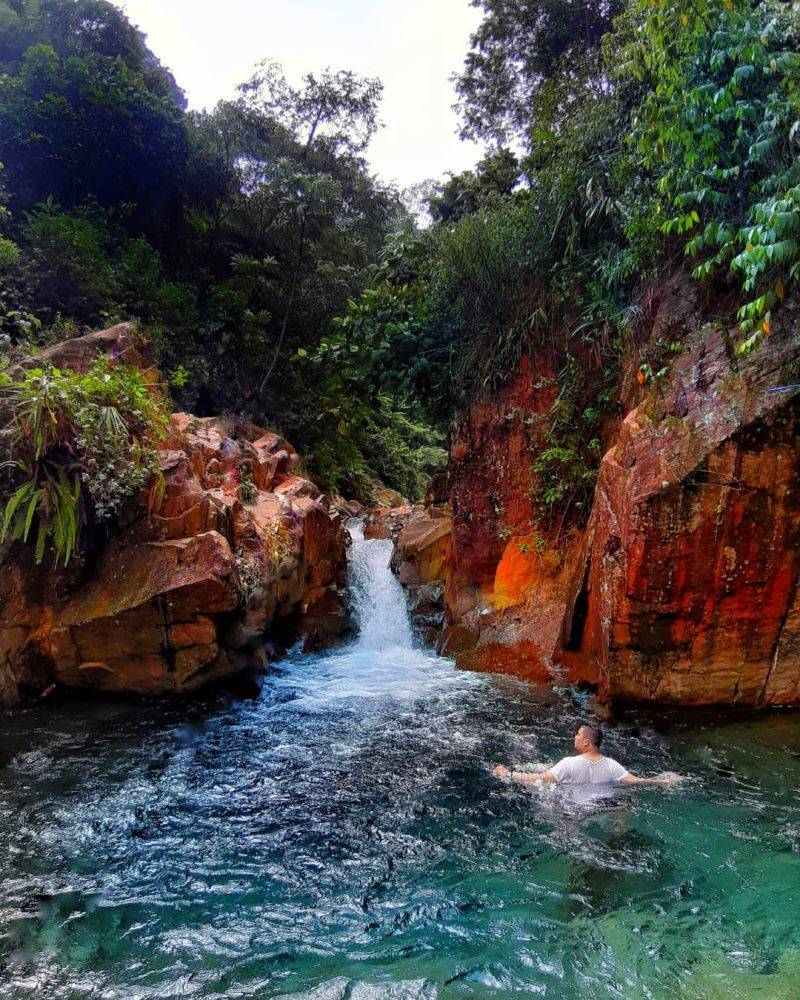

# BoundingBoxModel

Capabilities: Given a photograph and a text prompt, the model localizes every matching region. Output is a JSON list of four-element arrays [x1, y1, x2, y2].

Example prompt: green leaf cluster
[[631, 0, 800, 348], [1, 354, 168, 564]]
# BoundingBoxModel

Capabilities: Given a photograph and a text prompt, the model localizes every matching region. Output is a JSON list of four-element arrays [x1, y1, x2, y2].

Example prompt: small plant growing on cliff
[[238, 468, 258, 505], [529, 353, 610, 538], [637, 362, 668, 386], [1, 463, 82, 565], [1, 356, 168, 565]]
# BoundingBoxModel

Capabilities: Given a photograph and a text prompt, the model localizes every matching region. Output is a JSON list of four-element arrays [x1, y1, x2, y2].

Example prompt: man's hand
[[493, 765, 511, 778]]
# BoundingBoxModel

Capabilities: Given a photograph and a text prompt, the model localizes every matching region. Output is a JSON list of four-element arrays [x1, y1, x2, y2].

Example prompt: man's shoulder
[[601, 756, 630, 778], [550, 756, 579, 777]]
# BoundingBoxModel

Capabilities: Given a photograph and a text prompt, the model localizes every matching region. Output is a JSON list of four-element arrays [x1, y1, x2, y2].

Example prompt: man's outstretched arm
[[620, 772, 681, 786], [493, 765, 557, 784]]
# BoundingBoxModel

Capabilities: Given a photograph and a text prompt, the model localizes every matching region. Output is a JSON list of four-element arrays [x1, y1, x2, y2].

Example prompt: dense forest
[[1, 0, 799, 552]]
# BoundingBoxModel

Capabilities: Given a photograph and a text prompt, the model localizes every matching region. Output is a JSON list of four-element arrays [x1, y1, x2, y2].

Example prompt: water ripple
[[1, 531, 799, 997]]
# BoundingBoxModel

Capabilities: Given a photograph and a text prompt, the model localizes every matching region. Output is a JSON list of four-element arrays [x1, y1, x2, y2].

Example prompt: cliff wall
[[393, 273, 800, 706]]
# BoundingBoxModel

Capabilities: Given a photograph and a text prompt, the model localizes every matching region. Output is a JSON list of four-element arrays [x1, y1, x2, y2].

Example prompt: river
[[1, 525, 799, 997]]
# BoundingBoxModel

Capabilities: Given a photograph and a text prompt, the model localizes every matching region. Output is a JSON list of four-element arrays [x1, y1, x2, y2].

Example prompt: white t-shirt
[[549, 755, 630, 785]]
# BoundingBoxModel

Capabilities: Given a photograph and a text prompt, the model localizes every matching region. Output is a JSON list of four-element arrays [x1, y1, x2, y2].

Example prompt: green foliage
[[291, 227, 445, 498], [1, 464, 81, 566], [0, 2, 188, 237], [8, 0, 795, 524], [1, 355, 168, 564], [530, 355, 610, 532], [237, 468, 257, 505], [0, 0, 409, 495], [630, 0, 800, 349], [308, 403, 445, 502], [0, 236, 19, 267], [456, 0, 626, 146], [23, 199, 117, 315], [238, 60, 383, 156], [427, 149, 521, 223]]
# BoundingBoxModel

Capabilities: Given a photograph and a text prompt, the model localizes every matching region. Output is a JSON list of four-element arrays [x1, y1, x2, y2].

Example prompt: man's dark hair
[[580, 722, 603, 748]]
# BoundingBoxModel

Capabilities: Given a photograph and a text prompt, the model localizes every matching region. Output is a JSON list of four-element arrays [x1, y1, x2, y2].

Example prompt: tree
[[455, 0, 625, 147], [0, 1, 430, 498], [428, 148, 521, 223], [237, 61, 382, 157], [0, 1, 189, 246]]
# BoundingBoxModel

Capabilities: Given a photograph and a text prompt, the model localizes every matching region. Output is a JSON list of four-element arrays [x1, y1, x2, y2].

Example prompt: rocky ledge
[[0, 326, 349, 705]]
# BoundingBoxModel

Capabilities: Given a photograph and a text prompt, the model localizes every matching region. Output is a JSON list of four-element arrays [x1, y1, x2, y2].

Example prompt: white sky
[[117, 0, 486, 189]]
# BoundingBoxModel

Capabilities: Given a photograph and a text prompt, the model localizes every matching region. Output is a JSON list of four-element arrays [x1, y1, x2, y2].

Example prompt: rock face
[[391, 507, 452, 645], [0, 326, 348, 705], [363, 503, 413, 541], [390, 349, 580, 683], [397, 272, 800, 705], [569, 285, 800, 705]]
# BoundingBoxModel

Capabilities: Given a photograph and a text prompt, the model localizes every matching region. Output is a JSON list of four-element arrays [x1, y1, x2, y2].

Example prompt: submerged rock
[[0, 325, 348, 704]]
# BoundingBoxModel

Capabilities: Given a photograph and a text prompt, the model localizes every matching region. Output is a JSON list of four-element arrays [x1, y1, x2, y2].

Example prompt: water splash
[[271, 521, 465, 707], [347, 519, 414, 652], [0, 528, 798, 998]]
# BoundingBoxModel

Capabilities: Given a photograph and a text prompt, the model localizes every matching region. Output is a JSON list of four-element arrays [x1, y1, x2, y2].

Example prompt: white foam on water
[[271, 519, 477, 707]]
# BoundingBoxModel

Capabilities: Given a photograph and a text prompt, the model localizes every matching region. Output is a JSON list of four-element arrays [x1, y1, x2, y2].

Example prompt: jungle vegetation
[[1, 0, 799, 547]]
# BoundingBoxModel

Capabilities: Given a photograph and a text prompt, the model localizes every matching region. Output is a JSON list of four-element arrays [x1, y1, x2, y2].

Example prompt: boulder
[[395, 272, 800, 706], [367, 480, 406, 509], [364, 503, 413, 540], [0, 326, 349, 705], [390, 507, 452, 639]]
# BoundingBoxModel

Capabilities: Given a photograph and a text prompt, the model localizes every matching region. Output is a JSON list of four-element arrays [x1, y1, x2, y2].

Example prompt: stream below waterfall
[[1, 525, 799, 998]]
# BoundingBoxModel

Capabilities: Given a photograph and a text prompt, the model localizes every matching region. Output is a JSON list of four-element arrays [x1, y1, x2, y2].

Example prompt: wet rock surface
[[363, 502, 413, 541], [390, 507, 452, 644], [394, 273, 800, 706], [0, 327, 348, 704], [571, 284, 800, 705]]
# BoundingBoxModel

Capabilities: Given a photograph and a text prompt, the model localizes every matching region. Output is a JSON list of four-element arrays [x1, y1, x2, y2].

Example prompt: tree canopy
[[0, 0, 439, 498], [2, 0, 799, 516]]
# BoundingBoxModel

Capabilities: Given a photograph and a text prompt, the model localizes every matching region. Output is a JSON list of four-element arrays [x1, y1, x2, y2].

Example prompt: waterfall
[[268, 518, 465, 705], [347, 519, 414, 651]]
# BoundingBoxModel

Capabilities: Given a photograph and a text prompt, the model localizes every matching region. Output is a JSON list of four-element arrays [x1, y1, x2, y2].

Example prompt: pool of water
[[1, 528, 799, 998]]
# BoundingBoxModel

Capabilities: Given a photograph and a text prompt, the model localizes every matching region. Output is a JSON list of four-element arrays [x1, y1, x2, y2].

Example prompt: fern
[[1, 466, 83, 566], [1, 355, 168, 566]]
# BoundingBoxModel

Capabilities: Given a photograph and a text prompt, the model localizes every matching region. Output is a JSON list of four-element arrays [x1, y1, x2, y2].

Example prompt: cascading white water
[[269, 518, 470, 705], [347, 519, 414, 651]]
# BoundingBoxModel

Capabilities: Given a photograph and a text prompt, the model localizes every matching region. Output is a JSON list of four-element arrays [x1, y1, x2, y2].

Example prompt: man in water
[[493, 722, 678, 786]]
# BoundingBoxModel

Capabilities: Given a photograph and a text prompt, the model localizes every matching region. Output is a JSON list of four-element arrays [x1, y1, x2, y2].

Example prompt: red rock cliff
[[0, 326, 349, 705], [394, 273, 800, 706]]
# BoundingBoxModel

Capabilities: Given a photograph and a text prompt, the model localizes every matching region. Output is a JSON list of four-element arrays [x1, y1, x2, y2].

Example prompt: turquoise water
[[1, 530, 799, 998]]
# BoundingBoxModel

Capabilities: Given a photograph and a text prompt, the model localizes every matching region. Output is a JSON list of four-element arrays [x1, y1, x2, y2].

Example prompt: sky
[[117, 0, 486, 190]]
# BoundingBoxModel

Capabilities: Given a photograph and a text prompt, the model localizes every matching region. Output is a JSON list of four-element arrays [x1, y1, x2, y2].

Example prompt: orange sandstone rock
[[0, 325, 348, 705], [396, 271, 800, 707]]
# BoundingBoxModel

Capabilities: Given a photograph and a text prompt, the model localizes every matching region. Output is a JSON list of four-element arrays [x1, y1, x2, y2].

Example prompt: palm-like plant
[[1, 356, 167, 566]]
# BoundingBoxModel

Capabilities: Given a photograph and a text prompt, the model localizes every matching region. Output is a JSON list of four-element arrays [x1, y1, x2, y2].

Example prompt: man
[[493, 722, 679, 786]]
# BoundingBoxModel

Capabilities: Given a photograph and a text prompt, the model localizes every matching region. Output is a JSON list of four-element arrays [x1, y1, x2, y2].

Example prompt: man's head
[[574, 722, 603, 753]]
